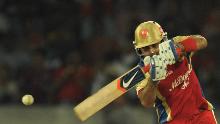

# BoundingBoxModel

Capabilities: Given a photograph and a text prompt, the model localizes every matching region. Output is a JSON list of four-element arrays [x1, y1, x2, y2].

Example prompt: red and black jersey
[[155, 55, 213, 124]]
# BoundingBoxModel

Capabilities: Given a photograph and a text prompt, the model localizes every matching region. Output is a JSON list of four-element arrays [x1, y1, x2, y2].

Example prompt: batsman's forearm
[[173, 35, 208, 52], [189, 35, 208, 50], [138, 80, 156, 108]]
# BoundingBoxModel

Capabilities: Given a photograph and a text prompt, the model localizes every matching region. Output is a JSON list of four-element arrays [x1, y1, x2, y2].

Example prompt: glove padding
[[143, 55, 167, 82], [142, 39, 178, 82], [159, 39, 178, 65], [150, 55, 167, 81]]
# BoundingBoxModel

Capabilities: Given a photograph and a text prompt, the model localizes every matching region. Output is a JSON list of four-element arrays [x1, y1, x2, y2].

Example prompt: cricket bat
[[73, 65, 150, 121]]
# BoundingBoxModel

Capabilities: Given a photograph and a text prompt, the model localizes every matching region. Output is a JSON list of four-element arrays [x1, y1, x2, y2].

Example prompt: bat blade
[[74, 78, 124, 121], [73, 65, 149, 121]]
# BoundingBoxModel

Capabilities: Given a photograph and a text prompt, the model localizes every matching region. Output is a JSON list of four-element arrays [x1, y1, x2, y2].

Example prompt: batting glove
[[150, 55, 168, 81], [159, 39, 178, 65]]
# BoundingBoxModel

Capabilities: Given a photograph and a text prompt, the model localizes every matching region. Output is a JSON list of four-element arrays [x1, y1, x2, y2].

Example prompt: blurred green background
[[0, 0, 219, 123]]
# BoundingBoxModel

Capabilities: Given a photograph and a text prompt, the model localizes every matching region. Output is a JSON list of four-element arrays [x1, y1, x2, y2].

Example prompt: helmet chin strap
[[135, 48, 152, 59], [135, 48, 143, 57]]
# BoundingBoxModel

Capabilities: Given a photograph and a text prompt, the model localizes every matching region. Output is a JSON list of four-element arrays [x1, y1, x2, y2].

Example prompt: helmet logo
[[139, 29, 148, 39]]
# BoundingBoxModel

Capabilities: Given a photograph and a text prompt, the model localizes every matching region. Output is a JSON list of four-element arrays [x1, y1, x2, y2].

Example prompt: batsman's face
[[140, 43, 159, 57]]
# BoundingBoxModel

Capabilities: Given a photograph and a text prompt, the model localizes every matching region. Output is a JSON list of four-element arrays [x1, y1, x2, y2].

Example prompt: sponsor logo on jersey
[[169, 68, 192, 91]]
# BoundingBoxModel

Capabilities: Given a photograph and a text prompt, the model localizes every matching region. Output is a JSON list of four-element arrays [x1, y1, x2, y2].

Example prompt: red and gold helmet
[[133, 21, 165, 49]]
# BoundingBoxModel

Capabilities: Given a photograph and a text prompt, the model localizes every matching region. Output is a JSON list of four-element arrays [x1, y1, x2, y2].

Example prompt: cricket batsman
[[134, 21, 218, 124]]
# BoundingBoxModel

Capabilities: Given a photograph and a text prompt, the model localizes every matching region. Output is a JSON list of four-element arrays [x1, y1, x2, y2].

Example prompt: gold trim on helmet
[[133, 21, 164, 49]]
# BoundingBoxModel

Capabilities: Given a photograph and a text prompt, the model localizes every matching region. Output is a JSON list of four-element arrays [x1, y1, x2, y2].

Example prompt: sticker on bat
[[117, 66, 145, 92]]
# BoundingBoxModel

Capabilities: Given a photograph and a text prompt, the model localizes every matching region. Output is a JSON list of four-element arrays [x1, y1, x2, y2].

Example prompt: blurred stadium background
[[0, 0, 219, 123]]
